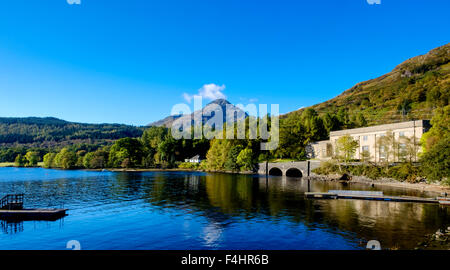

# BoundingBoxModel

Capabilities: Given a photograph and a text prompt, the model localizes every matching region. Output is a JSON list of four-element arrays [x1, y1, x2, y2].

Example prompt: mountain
[[0, 117, 144, 148], [285, 43, 449, 125], [149, 99, 248, 128]]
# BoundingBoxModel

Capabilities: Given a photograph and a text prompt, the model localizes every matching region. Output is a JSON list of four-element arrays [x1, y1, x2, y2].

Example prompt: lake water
[[0, 167, 448, 250]]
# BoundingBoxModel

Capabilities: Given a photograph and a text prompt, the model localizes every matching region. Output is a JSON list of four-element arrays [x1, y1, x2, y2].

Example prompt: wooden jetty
[[305, 190, 440, 204], [0, 194, 67, 221], [438, 197, 450, 206]]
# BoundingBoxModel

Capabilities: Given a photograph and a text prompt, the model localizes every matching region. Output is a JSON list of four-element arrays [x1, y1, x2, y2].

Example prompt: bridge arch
[[268, 167, 283, 176], [286, 168, 303, 178]]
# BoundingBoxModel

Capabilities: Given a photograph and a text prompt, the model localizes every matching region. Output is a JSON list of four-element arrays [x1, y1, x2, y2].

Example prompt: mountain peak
[[207, 99, 231, 106], [148, 99, 246, 127]]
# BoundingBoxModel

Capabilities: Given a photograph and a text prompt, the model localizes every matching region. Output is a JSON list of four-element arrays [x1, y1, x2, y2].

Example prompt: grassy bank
[[0, 162, 44, 168]]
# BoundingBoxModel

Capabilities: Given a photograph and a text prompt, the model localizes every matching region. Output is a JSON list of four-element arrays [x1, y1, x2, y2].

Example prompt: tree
[[398, 136, 420, 163], [54, 148, 77, 169], [273, 115, 307, 160], [224, 145, 243, 171], [76, 150, 87, 168], [83, 152, 95, 169], [25, 151, 40, 166], [421, 105, 449, 152], [205, 139, 231, 170], [322, 112, 340, 132], [236, 148, 254, 171], [301, 108, 327, 141], [157, 134, 178, 167], [360, 148, 372, 162], [420, 136, 450, 183], [336, 108, 350, 128], [376, 131, 397, 166], [356, 113, 367, 127], [90, 150, 108, 169], [14, 154, 27, 167], [335, 134, 358, 163], [397, 99, 412, 119], [141, 126, 167, 166], [43, 153, 57, 168], [108, 138, 144, 168]]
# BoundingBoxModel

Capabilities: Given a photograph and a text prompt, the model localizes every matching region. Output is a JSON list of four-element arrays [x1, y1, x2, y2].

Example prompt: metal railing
[[0, 194, 24, 210]]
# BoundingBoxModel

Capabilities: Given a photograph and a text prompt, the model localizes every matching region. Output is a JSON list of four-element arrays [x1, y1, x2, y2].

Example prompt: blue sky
[[0, 0, 448, 125]]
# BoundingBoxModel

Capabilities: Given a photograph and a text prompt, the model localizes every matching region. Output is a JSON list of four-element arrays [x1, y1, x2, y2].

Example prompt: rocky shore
[[306, 174, 450, 195], [416, 227, 450, 250]]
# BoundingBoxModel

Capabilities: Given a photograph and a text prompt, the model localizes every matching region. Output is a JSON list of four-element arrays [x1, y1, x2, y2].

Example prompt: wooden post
[[265, 160, 269, 177], [307, 160, 310, 177]]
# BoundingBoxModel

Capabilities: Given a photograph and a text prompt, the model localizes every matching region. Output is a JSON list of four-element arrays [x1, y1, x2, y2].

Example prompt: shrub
[[313, 160, 340, 175], [178, 162, 200, 170], [365, 165, 382, 180], [420, 136, 450, 182]]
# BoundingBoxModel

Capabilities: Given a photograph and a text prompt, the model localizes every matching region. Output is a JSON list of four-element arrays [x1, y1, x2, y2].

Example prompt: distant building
[[185, 155, 202, 163], [308, 120, 431, 163]]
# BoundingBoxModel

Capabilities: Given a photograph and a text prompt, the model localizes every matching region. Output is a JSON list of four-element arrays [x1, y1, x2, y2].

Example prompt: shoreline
[[304, 174, 450, 195], [3, 165, 450, 195]]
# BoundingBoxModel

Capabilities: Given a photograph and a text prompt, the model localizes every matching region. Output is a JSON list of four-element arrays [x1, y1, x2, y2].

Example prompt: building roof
[[330, 120, 430, 137], [190, 155, 200, 159]]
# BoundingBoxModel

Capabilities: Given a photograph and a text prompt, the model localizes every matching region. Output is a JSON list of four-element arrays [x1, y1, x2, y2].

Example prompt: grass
[[268, 158, 301, 163], [0, 162, 44, 167], [0, 162, 15, 167]]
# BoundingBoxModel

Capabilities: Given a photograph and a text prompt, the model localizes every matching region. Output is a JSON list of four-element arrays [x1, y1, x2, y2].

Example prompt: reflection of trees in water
[[317, 200, 449, 249], [204, 174, 257, 214], [137, 173, 449, 249], [12, 171, 444, 249]]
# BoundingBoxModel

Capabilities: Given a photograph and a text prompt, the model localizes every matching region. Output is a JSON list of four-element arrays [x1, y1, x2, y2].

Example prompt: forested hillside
[[0, 117, 143, 148], [285, 43, 449, 125]]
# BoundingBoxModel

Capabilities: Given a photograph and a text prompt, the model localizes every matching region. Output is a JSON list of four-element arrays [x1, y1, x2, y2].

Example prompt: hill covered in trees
[[285, 43, 449, 126], [0, 117, 143, 148]]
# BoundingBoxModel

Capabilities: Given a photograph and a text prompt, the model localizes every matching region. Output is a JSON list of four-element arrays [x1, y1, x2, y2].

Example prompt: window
[[361, 145, 370, 160], [399, 143, 407, 160], [399, 131, 405, 137], [379, 146, 386, 158], [363, 135, 368, 141]]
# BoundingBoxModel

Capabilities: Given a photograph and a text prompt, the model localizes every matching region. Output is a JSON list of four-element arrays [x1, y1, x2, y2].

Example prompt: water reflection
[[1, 220, 24, 234], [135, 173, 448, 249], [0, 168, 448, 249]]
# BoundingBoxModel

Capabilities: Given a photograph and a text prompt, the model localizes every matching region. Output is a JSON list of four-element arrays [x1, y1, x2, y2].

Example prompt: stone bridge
[[257, 161, 322, 177]]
